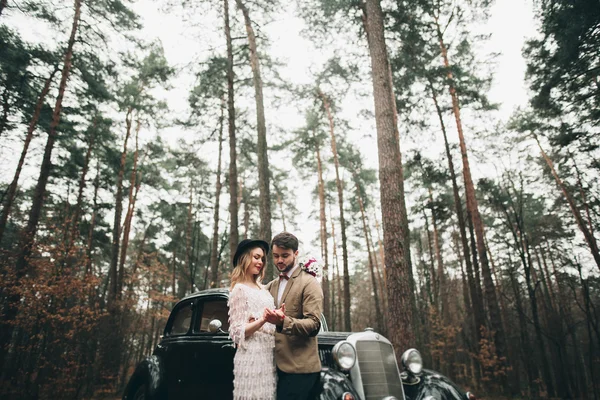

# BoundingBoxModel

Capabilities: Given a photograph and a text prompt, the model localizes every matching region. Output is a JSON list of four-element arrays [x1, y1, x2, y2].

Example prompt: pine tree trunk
[[2, 0, 81, 371], [577, 262, 599, 399], [354, 175, 384, 334], [313, 131, 330, 323], [507, 252, 539, 397], [363, 0, 415, 351], [0, 89, 10, 138], [428, 79, 485, 340], [86, 163, 100, 275], [224, 0, 239, 260], [533, 134, 600, 270], [64, 119, 96, 270], [422, 209, 438, 305], [523, 237, 556, 397], [572, 154, 594, 236], [126, 223, 151, 298], [0, 69, 58, 243], [15, 0, 81, 273], [498, 186, 554, 396], [118, 121, 141, 298], [485, 235, 523, 392], [237, 0, 272, 277], [329, 202, 342, 331], [533, 249, 553, 319], [318, 88, 351, 331], [183, 184, 193, 294], [538, 247, 557, 310], [71, 119, 96, 236], [454, 230, 469, 310], [0, 0, 7, 16], [556, 250, 590, 398], [171, 252, 177, 302], [484, 236, 508, 326], [466, 210, 484, 314], [368, 215, 387, 310], [210, 101, 225, 288], [243, 188, 249, 240], [109, 107, 133, 304], [434, 18, 507, 372], [275, 188, 287, 231], [428, 188, 447, 319], [373, 213, 387, 305], [529, 244, 571, 398]]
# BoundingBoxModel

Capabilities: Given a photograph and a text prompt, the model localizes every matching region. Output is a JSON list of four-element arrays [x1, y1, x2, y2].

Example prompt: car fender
[[403, 369, 470, 400], [122, 355, 166, 400], [319, 367, 361, 400]]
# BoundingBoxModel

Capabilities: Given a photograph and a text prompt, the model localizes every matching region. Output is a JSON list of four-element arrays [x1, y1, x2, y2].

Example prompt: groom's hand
[[263, 306, 285, 325], [274, 303, 286, 319]]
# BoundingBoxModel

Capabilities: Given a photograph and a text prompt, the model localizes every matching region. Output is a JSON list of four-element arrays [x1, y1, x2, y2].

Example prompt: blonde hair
[[229, 247, 267, 290]]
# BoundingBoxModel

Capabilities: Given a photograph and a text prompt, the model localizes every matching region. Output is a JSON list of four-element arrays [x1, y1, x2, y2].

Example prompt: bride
[[227, 239, 278, 400]]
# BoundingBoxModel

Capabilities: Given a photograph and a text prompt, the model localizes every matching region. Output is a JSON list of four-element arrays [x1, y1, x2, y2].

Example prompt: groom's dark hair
[[271, 232, 298, 252]]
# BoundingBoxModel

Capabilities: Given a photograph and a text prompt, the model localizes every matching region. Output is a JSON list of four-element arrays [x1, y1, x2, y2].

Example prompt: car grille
[[319, 347, 334, 368], [356, 340, 404, 399]]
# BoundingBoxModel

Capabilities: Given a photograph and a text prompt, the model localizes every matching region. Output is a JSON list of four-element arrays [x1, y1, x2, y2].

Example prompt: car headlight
[[332, 341, 356, 371], [401, 348, 423, 375]]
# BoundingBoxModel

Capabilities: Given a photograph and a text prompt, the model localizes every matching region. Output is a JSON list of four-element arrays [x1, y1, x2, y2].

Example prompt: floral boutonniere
[[299, 256, 322, 283]]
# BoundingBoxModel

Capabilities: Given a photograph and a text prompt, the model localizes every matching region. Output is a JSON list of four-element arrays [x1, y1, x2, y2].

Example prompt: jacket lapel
[[270, 279, 279, 307], [280, 266, 301, 306]]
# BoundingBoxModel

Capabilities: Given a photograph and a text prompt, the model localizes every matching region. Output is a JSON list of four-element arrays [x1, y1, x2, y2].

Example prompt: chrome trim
[[345, 331, 406, 400], [400, 348, 423, 376], [332, 341, 356, 371]]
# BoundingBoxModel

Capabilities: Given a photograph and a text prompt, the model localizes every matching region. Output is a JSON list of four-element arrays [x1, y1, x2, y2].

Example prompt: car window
[[168, 301, 194, 336], [195, 299, 230, 333]]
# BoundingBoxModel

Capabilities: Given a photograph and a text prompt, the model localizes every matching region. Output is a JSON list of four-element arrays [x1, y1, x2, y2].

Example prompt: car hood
[[317, 331, 352, 346]]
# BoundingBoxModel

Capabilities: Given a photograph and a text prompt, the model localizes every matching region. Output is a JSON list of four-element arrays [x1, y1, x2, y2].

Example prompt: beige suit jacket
[[266, 266, 323, 374]]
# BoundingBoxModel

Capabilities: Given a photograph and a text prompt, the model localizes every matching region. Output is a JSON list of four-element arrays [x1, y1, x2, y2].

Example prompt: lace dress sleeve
[[228, 284, 248, 349]]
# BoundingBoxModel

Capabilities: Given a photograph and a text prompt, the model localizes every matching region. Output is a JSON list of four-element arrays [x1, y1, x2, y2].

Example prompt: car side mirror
[[209, 319, 226, 334]]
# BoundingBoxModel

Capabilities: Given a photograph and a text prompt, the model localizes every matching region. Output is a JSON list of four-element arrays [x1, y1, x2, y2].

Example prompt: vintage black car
[[123, 288, 476, 400]]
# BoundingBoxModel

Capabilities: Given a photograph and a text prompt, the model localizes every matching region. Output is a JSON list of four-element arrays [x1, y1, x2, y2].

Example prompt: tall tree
[[512, 113, 600, 271], [318, 89, 351, 331], [290, 109, 331, 323], [0, 66, 57, 244], [210, 103, 225, 287], [235, 0, 272, 277], [340, 143, 385, 334], [1, 0, 83, 372], [480, 174, 560, 396], [224, 0, 239, 259], [363, 0, 415, 351]]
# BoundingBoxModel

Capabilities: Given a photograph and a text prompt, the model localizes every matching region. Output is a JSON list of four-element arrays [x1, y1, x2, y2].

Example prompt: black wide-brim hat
[[232, 239, 270, 267]]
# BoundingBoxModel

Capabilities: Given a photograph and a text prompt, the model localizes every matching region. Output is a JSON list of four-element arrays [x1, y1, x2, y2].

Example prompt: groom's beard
[[277, 257, 296, 274]]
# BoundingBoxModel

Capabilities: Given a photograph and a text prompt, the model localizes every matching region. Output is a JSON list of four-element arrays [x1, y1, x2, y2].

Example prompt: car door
[[161, 298, 200, 399], [190, 295, 235, 400]]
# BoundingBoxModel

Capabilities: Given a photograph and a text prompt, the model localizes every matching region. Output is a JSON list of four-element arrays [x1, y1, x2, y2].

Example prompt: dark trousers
[[276, 368, 320, 400]]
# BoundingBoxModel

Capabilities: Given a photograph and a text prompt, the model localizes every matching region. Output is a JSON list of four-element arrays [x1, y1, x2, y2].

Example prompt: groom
[[264, 232, 323, 400]]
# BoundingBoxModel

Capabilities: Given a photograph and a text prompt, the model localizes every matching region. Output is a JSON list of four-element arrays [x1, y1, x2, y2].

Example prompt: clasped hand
[[263, 304, 285, 325]]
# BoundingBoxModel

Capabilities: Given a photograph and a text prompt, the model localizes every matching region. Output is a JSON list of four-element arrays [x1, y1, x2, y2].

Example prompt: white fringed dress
[[228, 283, 277, 400]]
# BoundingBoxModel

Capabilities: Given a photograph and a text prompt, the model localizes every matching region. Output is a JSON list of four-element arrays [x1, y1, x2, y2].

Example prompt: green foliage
[[524, 0, 600, 125], [0, 25, 58, 134]]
